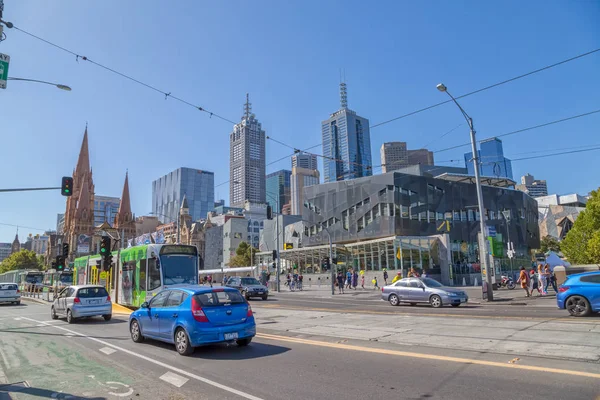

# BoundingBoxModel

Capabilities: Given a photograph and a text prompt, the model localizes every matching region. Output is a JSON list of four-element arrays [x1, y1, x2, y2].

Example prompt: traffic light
[[272, 250, 277, 260], [323, 256, 330, 271], [56, 256, 65, 271], [51, 261, 56, 270], [271, 262, 276, 271], [61, 176, 73, 197], [62, 243, 69, 257], [332, 257, 338, 265], [103, 254, 113, 271], [100, 236, 111, 257], [266, 205, 273, 220]]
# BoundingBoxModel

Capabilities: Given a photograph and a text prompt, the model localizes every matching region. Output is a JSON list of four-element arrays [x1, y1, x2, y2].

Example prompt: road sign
[[507, 242, 515, 259], [487, 226, 496, 237], [0, 53, 9, 89]]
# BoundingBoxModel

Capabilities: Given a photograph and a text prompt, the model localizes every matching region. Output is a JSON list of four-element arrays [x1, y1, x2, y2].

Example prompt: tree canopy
[[539, 236, 561, 254], [227, 242, 257, 267], [561, 189, 600, 264], [0, 250, 44, 273]]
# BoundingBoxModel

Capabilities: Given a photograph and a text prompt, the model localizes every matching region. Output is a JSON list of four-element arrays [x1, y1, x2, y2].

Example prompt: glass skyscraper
[[464, 137, 513, 180], [152, 167, 215, 223], [322, 82, 372, 183], [94, 195, 120, 227], [266, 169, 292, 213]]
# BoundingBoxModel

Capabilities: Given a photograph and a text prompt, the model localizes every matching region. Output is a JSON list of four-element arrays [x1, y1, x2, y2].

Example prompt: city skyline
[[1, 1, 599, 242]]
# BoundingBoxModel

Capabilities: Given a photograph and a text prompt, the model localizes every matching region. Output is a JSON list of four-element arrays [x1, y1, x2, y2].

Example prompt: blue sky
[[0, 0, 599, 243]]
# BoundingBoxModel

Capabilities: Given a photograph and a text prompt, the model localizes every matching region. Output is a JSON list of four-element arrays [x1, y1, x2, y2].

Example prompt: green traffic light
[[65, 189, 70, 193], [100, 248, 106, 253]]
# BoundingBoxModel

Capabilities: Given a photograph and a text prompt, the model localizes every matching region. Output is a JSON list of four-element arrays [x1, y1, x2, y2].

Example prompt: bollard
[[462, 277, 466, 286], [318, 277, 321, 287]]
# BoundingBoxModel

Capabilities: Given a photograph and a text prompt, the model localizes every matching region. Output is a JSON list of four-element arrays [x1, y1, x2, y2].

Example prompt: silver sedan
[[51, 285, 112, 323], [381, 277, 468, 308]]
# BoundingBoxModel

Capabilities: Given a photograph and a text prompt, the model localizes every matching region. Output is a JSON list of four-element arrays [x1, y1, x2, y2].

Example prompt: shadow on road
[[138, 338, 290, 360], [0, 381, 106, 399]]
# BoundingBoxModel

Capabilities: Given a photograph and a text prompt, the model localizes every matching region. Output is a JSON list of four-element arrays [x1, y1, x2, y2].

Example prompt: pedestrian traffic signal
[[266, 205, 273, 220], [51, 261, 56, 270], [100, 236, 111, 257], [56, 256, 65, 271], [323, 256, 330, 270], [272, 250, 277, 260], [61, 176, 73, 197], [62, 243, 69, 257]]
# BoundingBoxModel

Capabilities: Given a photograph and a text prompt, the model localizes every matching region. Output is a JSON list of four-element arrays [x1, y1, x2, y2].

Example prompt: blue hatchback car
[[557, 271, 600, 317], [129, 286, 256, 355]]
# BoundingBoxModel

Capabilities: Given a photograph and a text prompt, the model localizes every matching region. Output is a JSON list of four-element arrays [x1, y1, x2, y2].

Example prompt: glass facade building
[[94, 196, 120, 227], [464, 137, 513, 180], [152, 167, 215, 224], [322, 83, 372, 183], [266, 169, 292, 213]]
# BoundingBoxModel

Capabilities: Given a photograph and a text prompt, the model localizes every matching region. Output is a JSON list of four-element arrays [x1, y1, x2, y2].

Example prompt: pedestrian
[[346, 269, 352, 289], [336, 271, 345, 294], [360, 273, 365, 289], [352, 270, 358, 290], [421, 270, 428, 278], [392, 271, 402, 284], [223, 275, 228, 285], [518, 266, 530, 297], [207, 274, 213, 288], [298, 272, 303, 291], [286, 273, 291, 289], [372, 276, 379, 290], [529, 268, 541, 296], [538, 264, 547, 295], [383, 269, 389, 285], [545, 265, 558, 294]]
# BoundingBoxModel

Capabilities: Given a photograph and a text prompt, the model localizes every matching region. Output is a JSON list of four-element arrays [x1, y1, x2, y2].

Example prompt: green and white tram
[[0, 269, 44, 289], [43, 269, 74, 289], [73, 243, 198, 307]]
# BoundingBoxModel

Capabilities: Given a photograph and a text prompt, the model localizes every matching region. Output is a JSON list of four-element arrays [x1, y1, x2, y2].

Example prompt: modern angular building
[[515, 174, 548, 198], [94, 195, 120, 227], [230, 94, 266, 208], [291, 166, 320, 215], [322, 82, 372, 182], [266, 169, 292, 213], [152, 167, 215, 224], [464, 137, 513, 180]]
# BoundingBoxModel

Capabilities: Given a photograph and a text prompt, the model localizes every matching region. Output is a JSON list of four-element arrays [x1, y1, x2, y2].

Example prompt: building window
[[357, 217, 364, 232], [373, 204, 381, 218], [379, 188, 386, 197], [436, 212, 444, 221], [402, 205, 409, 219], [460, 210, 467, 221], [468, 210, 474, 221]]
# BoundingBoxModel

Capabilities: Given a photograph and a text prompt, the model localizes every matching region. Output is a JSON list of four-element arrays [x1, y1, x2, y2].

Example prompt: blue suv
[[557, 271, 600, 317], [129, 286, 256, 355]]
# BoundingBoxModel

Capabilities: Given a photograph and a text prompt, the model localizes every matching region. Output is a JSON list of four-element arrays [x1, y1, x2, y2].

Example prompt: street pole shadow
[[0, 381, 106, 399]]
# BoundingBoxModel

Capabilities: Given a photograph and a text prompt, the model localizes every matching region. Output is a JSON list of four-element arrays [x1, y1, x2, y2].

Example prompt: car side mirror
[[141, 302, 149, 309]]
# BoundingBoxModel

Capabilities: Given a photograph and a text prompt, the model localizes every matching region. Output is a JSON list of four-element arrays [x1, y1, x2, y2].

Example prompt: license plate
[[224, 332, 238, 340], [89, 300, 99, 305]]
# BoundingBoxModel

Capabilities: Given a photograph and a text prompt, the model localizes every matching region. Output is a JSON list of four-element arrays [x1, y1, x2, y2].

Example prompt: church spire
[[75, 125, 91, 176], [116, 171, 132, 224]]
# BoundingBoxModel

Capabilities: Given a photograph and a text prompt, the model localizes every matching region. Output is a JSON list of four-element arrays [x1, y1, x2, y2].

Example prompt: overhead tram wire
[[12, 25, 236, 124]]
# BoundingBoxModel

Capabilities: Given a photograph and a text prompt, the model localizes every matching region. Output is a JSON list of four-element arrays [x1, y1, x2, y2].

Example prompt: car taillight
[[16, 289, 20, 294], [106, 295, 111, 303], [73, 297, 81, 304], [247, 304, 253, 318], [558, 286, 569, 293], [191, 297, 208, 322], [381, 288, 384, 293]]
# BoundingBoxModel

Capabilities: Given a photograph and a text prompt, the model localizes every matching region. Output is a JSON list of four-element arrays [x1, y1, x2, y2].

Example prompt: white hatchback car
[[0, 283, 21, 305]]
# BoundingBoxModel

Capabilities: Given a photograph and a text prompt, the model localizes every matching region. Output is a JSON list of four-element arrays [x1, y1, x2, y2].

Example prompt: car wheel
[[388, 294, 400, 306], [15, 301, 20, 306], [51, 306, 58, 320], [566, 295, 591, 317], [175, 328, 194, 356], [103, 314, 112, 321], [66, 309, 74, 324], [451, 304, 461, 307], [130, 319, 144, 343], [236, 337, 252, 347], [262, 295, 268, 301], [430, 295, 443, 308]]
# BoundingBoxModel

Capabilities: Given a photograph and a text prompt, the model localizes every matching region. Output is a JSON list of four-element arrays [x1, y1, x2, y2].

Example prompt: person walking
[[518, 266, 530, 297], [352, 270, 358, 290], [336, 271, 345, 294], [421, 270, 428, 278], [529, 268, 540, 296], [360, 273, 365, 289], [372, 276, 379, 290], [298, 272, 304, 291], [545, 265, 558, 294], [392, 271, 402, 284], [538, 264, 547, 296], [383, 269, 389, 285], [346, 269, 352, 289]]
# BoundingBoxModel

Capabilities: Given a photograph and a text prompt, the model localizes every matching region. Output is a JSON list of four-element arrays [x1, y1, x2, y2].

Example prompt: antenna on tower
[[243, 93, 252, 120], [340, 70, 348, 109]]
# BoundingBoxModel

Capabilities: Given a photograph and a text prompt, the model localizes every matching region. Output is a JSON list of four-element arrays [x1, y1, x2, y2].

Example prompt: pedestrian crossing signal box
[[284, 243, 293, 250]]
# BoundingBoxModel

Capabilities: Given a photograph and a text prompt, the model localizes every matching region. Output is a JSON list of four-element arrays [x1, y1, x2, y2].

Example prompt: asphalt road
[[0, 300, 598, 400]]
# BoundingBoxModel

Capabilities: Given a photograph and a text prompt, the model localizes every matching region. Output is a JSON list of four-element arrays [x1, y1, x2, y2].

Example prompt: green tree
[[539, 236, 561, 253], [0, 250, 44, 273], [227, 242, 257, 267], [561, 189, 600, 264]]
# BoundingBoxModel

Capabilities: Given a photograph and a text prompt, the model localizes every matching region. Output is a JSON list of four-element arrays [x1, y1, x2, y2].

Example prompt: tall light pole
[[436, 83, 494, 301], [8, 77, 72, 91], [265, 192, 281, 293]]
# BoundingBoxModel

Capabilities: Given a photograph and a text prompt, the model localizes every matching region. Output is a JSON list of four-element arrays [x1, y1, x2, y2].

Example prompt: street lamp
[[8, 77, 72, 91], [437, 83, 494, 301]]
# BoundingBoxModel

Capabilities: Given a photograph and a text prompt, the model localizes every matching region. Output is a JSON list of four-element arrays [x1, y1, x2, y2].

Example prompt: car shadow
[[0, 327, 130, 341], [70, 317, 127, 325], [139, 338, 290, 360], [0, 381, 106, 399]]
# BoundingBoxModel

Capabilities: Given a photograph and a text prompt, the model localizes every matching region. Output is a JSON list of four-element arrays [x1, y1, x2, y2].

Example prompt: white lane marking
[[99, 347, 116, 355], [20, 317, 264, 400], [36, 324, 46, 327], [0, 348, 11, 369], [40, 320, 61, 324], [160, 371, 189, 388]]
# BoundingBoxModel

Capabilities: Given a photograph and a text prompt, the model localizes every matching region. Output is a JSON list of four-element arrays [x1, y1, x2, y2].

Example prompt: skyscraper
[[152, 167, 215, 223], [266, 170, 292, 213], [515, 173, 548, 198], [230, 94, 266, 208], [322, 82, 372, 182], [407, 149, 434, 166], [464, 137, 513, 179], [380, 142, 408, 173], [93, 195, 120, 227], [291, 166, 320, 215], [292, 152, 318, 171]]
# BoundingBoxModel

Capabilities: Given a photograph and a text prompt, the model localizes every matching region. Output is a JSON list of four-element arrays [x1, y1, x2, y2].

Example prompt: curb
[[21, 296, 49, 305]]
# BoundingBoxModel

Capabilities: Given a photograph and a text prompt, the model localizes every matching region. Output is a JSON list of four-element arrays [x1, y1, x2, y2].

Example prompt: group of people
[[518, 264, 558, 297], [285, 272, 304, 291], [336, 269, 359, 293]]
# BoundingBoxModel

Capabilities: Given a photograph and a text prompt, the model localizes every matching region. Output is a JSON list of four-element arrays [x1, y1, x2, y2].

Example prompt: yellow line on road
[[255, 304, 594, 323], [256, 332, 600, 379]]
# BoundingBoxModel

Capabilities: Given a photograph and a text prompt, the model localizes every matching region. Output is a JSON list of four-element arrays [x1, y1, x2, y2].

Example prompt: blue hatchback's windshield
[[160, 254, 198, 285]]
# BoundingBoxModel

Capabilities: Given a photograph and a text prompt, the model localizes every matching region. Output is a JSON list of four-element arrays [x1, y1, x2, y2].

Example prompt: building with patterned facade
[[63, 127, 95, 258]]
